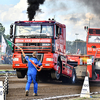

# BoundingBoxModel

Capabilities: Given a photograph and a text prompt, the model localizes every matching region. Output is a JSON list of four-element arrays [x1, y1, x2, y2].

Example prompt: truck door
[[55, 25, 64, 53], [55, 25, 59, 53]]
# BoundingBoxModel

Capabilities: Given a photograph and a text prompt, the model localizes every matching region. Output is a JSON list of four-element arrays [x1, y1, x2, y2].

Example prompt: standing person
[[20, 48, 43, 96], [1, 55, 4, 64]]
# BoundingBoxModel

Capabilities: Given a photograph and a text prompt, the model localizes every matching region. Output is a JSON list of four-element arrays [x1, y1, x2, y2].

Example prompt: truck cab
[[86, 28, 100, 75], [10, 20, 75, 83]]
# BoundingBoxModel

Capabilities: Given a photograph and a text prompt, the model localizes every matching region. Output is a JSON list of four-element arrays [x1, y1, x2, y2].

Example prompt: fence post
[[3, 72, 9, 100], [0, 81, 4, 100]]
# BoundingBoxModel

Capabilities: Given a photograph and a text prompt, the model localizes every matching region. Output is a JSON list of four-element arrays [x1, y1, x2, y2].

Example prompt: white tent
[[1, 35, 7, 53]]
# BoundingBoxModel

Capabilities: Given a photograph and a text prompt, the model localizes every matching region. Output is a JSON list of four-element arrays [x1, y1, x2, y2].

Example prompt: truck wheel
[[51, 61, 62, 80], [37, 70, 51, 82], [69, 68, 76, 84], [92, 65, 97, 80], [62, 76, 69, 83], [56, 61, 61, 79], [92, 72, 97, 80], [16, 70, 26, 78]]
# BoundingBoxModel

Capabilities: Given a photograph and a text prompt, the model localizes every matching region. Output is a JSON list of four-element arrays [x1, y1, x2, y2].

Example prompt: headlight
[[46, 58, 53, 61], [42, 43, 51, 46], [45, 64, 50, 66], [13, 58, 19, 61], [15, 64, 19, 66], [15, 43, 23, 46]]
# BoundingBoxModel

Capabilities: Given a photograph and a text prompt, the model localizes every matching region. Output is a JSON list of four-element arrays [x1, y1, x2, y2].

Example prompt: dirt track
[[1, 76, 83, 100], [0, 64, 13, 70], [1, 65, 100, 100], [3, 76, 100, 100]]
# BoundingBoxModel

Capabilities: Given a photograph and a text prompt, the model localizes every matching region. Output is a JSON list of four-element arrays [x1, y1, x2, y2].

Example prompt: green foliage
[[4, 34, 10, 40], [66, 39, 86, 54], [0, 23, 5, 34]]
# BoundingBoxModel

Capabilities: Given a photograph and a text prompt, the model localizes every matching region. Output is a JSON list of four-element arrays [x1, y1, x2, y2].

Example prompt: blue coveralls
[[25, 56, 42, 94]]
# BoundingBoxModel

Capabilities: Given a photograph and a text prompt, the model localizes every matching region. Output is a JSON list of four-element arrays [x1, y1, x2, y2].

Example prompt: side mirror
[[58, 28, 62, 35], [10, 25, 13, 38], [58, 28, 60, 35]]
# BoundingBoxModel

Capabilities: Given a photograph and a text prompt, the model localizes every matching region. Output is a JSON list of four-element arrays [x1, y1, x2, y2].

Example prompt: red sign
[[15, 38, 51, 43]]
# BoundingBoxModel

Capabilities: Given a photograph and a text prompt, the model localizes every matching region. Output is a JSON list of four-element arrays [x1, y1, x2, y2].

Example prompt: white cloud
[[1, 0, 100, 41], [0, 0, 28, 35], [0, 0, 28, 24]]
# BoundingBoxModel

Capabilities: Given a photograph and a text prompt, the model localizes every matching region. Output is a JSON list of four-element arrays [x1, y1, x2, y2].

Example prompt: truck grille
[[22, 53, 44, 64], [15, 43, 51, 52]]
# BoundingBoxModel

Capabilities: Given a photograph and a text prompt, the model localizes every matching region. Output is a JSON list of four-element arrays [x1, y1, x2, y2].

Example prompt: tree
[[66, 39, 86, 54], [4, 34, 10, 40], [0, 23, 5, 34]]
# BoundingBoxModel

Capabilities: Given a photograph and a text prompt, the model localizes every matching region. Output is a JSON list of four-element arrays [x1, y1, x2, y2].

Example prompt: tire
[[38, 70, 51, 82], [92, 72, 97, 80], [92, 65, 97, 80], [16, 70, 26, 78], [56, 61, 62, 79], [69, 68, 76, 84], [51, 61, 62, 80], [62, 76, 69, 83]]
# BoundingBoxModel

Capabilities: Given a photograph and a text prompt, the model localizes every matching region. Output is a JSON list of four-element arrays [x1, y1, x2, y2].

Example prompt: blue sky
[[0, 0, 20, 5], [0, 0, 100, 41]]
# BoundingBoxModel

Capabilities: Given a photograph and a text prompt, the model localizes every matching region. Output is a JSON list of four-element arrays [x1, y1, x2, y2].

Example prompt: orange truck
[[67, 54, 96, 80], [86, 28, 100, 79], [67, 28, 99, 80], [10, 20, 76, 83]]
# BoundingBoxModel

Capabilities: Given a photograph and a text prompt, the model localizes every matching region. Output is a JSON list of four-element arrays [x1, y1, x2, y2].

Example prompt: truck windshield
[[15, 25, 53, 37], [88, 35, 100, 43]]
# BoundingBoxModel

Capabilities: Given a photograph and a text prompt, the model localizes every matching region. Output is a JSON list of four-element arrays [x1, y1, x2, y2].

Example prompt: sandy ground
[[1, 65, 100, 100], [0, 76, 99, 100], [0, 64, 13, 70]]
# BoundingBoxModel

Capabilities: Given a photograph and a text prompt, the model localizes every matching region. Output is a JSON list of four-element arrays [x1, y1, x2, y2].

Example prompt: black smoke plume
[[27, 0, 45, 21], [77, 0, 100, 16]]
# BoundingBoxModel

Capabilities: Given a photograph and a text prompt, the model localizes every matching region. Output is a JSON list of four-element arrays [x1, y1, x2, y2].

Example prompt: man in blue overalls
[[20, 48, 43, 96]]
